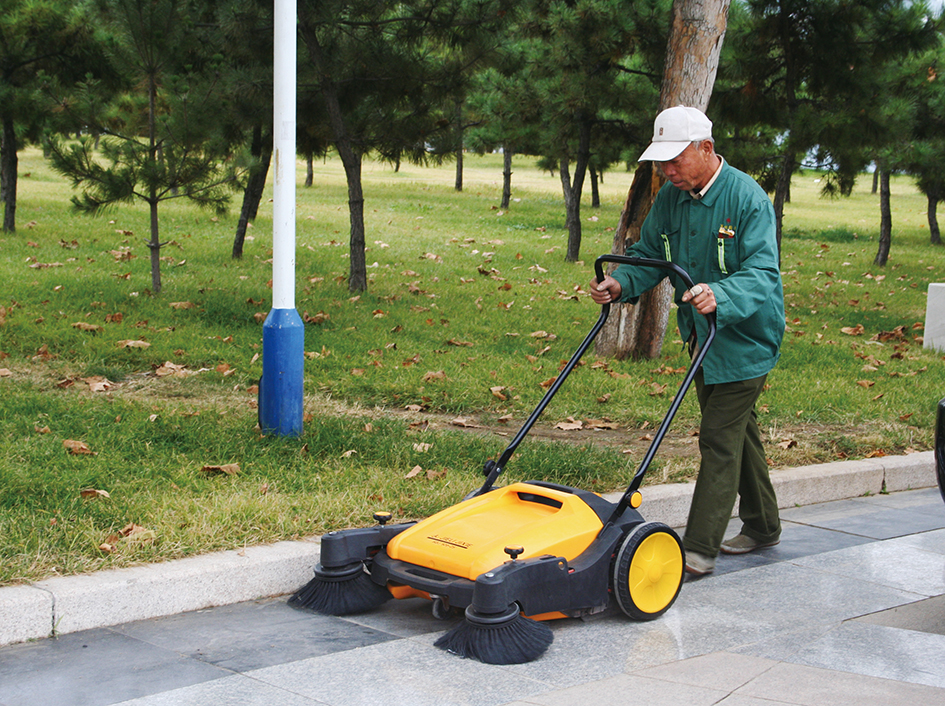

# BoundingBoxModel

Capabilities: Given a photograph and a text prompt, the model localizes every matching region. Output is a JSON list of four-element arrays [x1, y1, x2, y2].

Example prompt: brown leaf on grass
[[340, 450, 357, 458], [777, 439, 798, 450], [35, 425, 51, 434], [490, 386, 508, 401], [597, 393, 611, 404], [80, 488, 110, 499], [117, 340, 150, 349], [215, 363, 234, 376], [118, 523, 157, 546], [405, 465, 423, 479], [422, 370, 448, 382], [413, 442, 432, 453], [856, 380, 875, 388], [648, 383, 668, 396], [555, 418, 583, 431], [169, 301, 196, 310], [497, 414, 513, 423], [865, 449, 887, 458], [201, 463, 240, 476], [840, 325, 866, 336], [303, 311, 330, 324], [900, 413, 914, 422], [0, 368, 12, 378], [446, 339, 474, 347], [155, 361, 191, 377], [539, 376, 558, 389], [451, 417, 480, 428], [82, 376, 114, 392], [350, 368, 365, 376], [72, 322, 102, 333], [872, 326, 907, 342], [586, 419, 620, 430], [426, 468, 446, 481], [105, 312, 123, 324], [64, 439, 96, 455]]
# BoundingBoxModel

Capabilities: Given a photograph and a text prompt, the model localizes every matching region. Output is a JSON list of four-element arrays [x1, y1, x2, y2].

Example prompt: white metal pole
[[259, 0, 304, 436]]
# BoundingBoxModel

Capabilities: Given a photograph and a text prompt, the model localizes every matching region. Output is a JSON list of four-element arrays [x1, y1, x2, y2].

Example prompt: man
[[590, 105, 785, 575]]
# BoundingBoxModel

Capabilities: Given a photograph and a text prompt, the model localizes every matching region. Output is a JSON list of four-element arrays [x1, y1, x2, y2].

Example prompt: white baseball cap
[[638, 106, 713, 162]]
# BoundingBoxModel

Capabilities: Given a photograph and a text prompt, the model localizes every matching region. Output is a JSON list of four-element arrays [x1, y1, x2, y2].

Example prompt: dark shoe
[[684, 551, 715, 576], [720, 534, 780, 555]]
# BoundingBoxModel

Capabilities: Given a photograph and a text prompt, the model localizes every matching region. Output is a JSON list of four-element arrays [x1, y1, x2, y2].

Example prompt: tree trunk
[[454, 99, 464, 192], [597, 0, 731, 359], [232, 124, 273, 259], [874, 169, 892, 266], [1, 116, 18, 233], [563, 116, 591, 262], [305, 154, 314, 187], [299, 21, 368, 292], [590, 167, 600, 208], [872, 167, 879, 195], [501, 147, 512, 209], [929, 192, 942, 245], [772, 149, 795, 258], [148, 198, 163, 295]]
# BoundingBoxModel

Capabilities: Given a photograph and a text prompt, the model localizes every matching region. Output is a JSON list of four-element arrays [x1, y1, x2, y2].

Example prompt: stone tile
[[632, 651, 780, 692], [779, 498, 945, 539], [739, 659, 945, 705], [110, 675, 328, 706], [113, 598, 398, 672], [0, 628, 227, 706], [788, 622, 945, 689], [248, 639, 552, 706], [855, 594, 945, 636], [677, 561, 919, 635], [503, 673, 728, 706], [337, 591, 460, 638], [792, 535, 945, 596]]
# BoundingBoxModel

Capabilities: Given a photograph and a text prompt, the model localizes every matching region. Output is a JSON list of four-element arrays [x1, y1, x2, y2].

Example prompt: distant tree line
[[1, 0, 941, 300]]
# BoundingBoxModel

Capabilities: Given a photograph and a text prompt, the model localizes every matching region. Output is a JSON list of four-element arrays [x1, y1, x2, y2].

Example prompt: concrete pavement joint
[[0, 452, 935, 648]]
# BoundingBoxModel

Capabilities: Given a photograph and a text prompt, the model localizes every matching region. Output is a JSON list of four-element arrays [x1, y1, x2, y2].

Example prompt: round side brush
[[434, 604, 553, 665], [288, 562, 391, 616]]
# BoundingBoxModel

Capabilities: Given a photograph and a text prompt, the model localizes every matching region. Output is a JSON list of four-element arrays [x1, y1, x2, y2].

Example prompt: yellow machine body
[[386, 482, 605, 580]]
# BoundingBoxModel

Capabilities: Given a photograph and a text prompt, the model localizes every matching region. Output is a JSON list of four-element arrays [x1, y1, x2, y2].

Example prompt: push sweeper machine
[[289, 255, 717, 664]]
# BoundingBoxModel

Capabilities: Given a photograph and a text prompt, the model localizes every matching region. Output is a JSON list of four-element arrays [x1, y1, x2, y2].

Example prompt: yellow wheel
[[612, 521, 684, 620]]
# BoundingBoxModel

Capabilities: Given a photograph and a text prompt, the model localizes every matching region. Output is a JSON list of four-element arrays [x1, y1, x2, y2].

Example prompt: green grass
[[0, 150, 943, 585]]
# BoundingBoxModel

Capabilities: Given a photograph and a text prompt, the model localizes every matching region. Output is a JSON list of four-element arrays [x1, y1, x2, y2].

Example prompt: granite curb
[[0, 451, 934, 648]]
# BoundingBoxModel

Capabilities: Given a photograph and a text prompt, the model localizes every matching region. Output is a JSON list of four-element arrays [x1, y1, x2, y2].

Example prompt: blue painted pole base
[[259, 308, 305, 436]]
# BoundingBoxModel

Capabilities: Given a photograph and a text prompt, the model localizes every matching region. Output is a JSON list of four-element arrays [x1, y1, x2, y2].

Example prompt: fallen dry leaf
[[405, 465, 423, 479], [64, 439, 96, 455], [451, 417, 481, 428], [422, 370, 448, 382], [169, 301, 196, 310], [840, 324, 866, 336], [0, 368, 12, 378], [555, 418, 583, 431], [117, 340, 150, 349], [490, 386, 508, 401], [71, 322, 102, 333], [340, 449, 358, 458], [777, 439, 798, 450], [200, 463, 240, 476], [413, 442, 432, 453], [80, 488, 110, 500]]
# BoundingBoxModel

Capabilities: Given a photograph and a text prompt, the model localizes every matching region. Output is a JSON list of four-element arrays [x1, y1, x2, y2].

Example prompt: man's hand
[[590, 275, 622, 305], [682, 283, 716, 314]]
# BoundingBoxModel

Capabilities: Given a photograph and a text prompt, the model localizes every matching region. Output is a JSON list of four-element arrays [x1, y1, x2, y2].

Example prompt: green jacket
[[611, 160, 785, 384]]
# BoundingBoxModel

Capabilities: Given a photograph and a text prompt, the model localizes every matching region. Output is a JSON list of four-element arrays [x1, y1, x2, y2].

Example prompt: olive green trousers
[[682, 371, 781, 559]]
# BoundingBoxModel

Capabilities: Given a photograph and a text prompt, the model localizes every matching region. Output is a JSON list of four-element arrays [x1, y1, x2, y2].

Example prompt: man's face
[[657, 141, 716, 192]]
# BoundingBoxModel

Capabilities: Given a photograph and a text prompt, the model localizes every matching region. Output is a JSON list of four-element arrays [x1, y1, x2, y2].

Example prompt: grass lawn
[[0, 148, 942, 585]]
